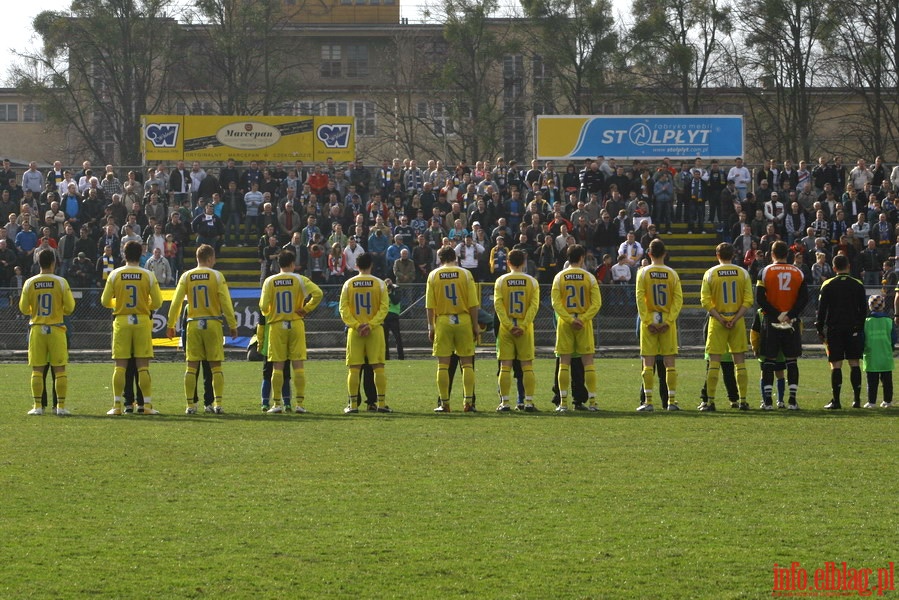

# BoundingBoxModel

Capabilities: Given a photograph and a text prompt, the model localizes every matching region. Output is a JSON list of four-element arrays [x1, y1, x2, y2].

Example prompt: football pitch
[[1, 358, 897, 599]]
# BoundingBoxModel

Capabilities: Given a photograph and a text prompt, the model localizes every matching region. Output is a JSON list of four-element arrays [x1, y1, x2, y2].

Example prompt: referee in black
[[815, 254, 868, 409]]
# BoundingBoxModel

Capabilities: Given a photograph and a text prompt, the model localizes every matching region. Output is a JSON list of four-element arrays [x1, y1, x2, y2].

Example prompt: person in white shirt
[[617, 231, 644, 275], [22, 162, 44, 195], [342, 236, 365, 276], [454, 233, 485, 280], [727, 157, 751, 201]]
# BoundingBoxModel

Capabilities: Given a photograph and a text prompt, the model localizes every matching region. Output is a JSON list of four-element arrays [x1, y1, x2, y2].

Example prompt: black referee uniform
[[815, 272, 867, 408]]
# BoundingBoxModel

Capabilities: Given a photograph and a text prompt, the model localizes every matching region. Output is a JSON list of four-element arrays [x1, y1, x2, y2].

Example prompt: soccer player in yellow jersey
[[166, 244, 238, 415], [426, 245, 480, 412], [20, 249, 76, 416], [339, 252, 390, 414], [699, 242, 755, 411], [551, 244, 602, 412], [101, 240, 163, 415], [259, 249, 323, 413], [494, 248, 539, 412], [635, 239, 683, 412]]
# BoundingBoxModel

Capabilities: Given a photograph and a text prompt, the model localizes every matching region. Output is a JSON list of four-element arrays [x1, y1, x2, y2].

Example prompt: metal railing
[[0, 283, 868, 354]]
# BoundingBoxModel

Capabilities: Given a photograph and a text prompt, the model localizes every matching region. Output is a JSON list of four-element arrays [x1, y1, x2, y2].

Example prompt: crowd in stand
[[3, 154, 899, 293]]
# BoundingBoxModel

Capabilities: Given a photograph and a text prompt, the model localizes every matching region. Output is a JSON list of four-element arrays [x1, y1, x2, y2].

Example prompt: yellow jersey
[[701, 263, 754, 316], [167, 266, 238, 329], [339, 273, 389, 328], [494, 270, 540, 330], [19, 273, 76, 325], [551, 266, 601, 324], [636, 263, 683, 326], [259, 271, 324, 323], [425, 265, 479, 315], [101, 265, 163, 316]]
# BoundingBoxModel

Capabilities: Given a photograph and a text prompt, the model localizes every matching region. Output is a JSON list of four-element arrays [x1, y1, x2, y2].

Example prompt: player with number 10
[[258, 250, 323, 414]]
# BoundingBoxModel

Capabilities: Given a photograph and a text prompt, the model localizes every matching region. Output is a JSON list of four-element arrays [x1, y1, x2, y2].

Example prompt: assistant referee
[[815, 254, 868, 409]]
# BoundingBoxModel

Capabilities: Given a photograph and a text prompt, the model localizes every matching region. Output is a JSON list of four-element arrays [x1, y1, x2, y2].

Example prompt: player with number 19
[[635, 239, 683, 412], [101, 240, 163, 415], [339, 252, 390, 414], [550, 244, 602, 412], [20, 248, 76, 415], [259, 250, 323, 414]]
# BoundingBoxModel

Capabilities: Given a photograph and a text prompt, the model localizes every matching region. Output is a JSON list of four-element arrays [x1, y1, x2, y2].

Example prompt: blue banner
[[536, 115, 744, 161]]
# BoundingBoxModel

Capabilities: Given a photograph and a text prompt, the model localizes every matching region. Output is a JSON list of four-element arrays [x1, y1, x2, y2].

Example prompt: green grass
[[1, 359, 897, 599]]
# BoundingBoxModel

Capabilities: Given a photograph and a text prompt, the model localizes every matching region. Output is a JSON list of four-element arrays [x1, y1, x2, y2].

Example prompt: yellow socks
[[461, 363, 475, 404], [347, 367, 361, 407], [665, 367, 677, 403], [271, 369, 284, 406], [112, 366, 126, 398], [558, 363, 571, 406], [211, 366, 224, 406], [294, 368, 306, 407], [498, 365, 512, 402], [374, 367, 387, 407], [54, 373, 67, 409], [705, 361, 720, 401], [584, 364, 597, 404], [184, 366, 198, 403], [641, 365, 654, 404], [522, 365, 535, 401], [437, 364, 449, 402], [31, 371, 43, 408], [735, 363, 748, 402]]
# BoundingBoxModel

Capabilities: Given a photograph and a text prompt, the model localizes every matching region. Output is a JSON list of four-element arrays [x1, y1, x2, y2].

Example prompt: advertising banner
[[536, 115, 744, 161], [142, 115, 355, 163]]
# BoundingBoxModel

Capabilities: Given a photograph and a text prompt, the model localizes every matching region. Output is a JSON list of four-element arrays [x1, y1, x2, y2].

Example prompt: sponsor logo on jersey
[[33, 281, 55, 289], [273, 279, 294, 287], [190, 273, 211, 281], [718, 269, 738, 276], [439, 271, 460, 280], [506, 279, 527, 286], [353, 280, 374, 288], [564, 273, 585, 281], [649, 271, 669, 279], [121, 273, 143, 280]]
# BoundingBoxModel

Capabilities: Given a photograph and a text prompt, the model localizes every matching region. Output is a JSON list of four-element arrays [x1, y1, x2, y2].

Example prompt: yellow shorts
[[497, 324, 535, 361], [432, 313, 475, 358], [112, 315, 154, 359], [346, 324, 386, 366], [185, 319, 225, 362], [28, 325, 68, 367], [267, 319, 307, 362], [705, 317, 749, 355], [640, 322, 678, 356], [554, 319, 595, 356]]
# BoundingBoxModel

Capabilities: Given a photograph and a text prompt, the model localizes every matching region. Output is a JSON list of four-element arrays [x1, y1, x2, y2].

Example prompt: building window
[[174, 101, 188, 115], [272, 104, 293, 116], [0, 104, 18, 122], [418, 102, 451, 136], [532, 55, 550, 87], [533, 102, 554, 117], [354, 101, 376, 136], [325, 101, 349, 117], [23, 104, 44, 122], [296, 101, 319, 116], [504, 117, 526, 163], [346, 44, 369, 78], [321, 44, 342, 78]]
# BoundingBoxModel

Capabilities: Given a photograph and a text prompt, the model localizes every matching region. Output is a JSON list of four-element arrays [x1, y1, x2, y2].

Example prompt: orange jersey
[[757, 263, 804, 313]]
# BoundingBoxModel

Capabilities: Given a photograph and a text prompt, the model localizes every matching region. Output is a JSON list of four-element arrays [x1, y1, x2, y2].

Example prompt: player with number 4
[[551, 244, 602, 412], [426, 245, 480, 413], [101, 240, 163, 415], [259, 250, 323, 414], [635, 239, 683, 412]]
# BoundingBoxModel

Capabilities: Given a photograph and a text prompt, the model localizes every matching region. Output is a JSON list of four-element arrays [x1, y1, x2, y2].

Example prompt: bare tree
[[12, 0, 181, 166]]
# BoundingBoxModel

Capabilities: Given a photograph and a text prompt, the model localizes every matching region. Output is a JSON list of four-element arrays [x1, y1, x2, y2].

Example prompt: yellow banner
[[142, 115, 355, 163]]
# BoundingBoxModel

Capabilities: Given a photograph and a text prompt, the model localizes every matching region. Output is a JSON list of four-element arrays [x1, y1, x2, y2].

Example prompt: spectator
[[393, 247, 415, 284], [145, 247, 173, 287], [69, 251, 95, 288], [327, 242, 347, 283]]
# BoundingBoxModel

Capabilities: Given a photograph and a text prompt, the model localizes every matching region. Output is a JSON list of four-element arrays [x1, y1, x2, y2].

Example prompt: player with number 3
[[101, 240, 163, 415]]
